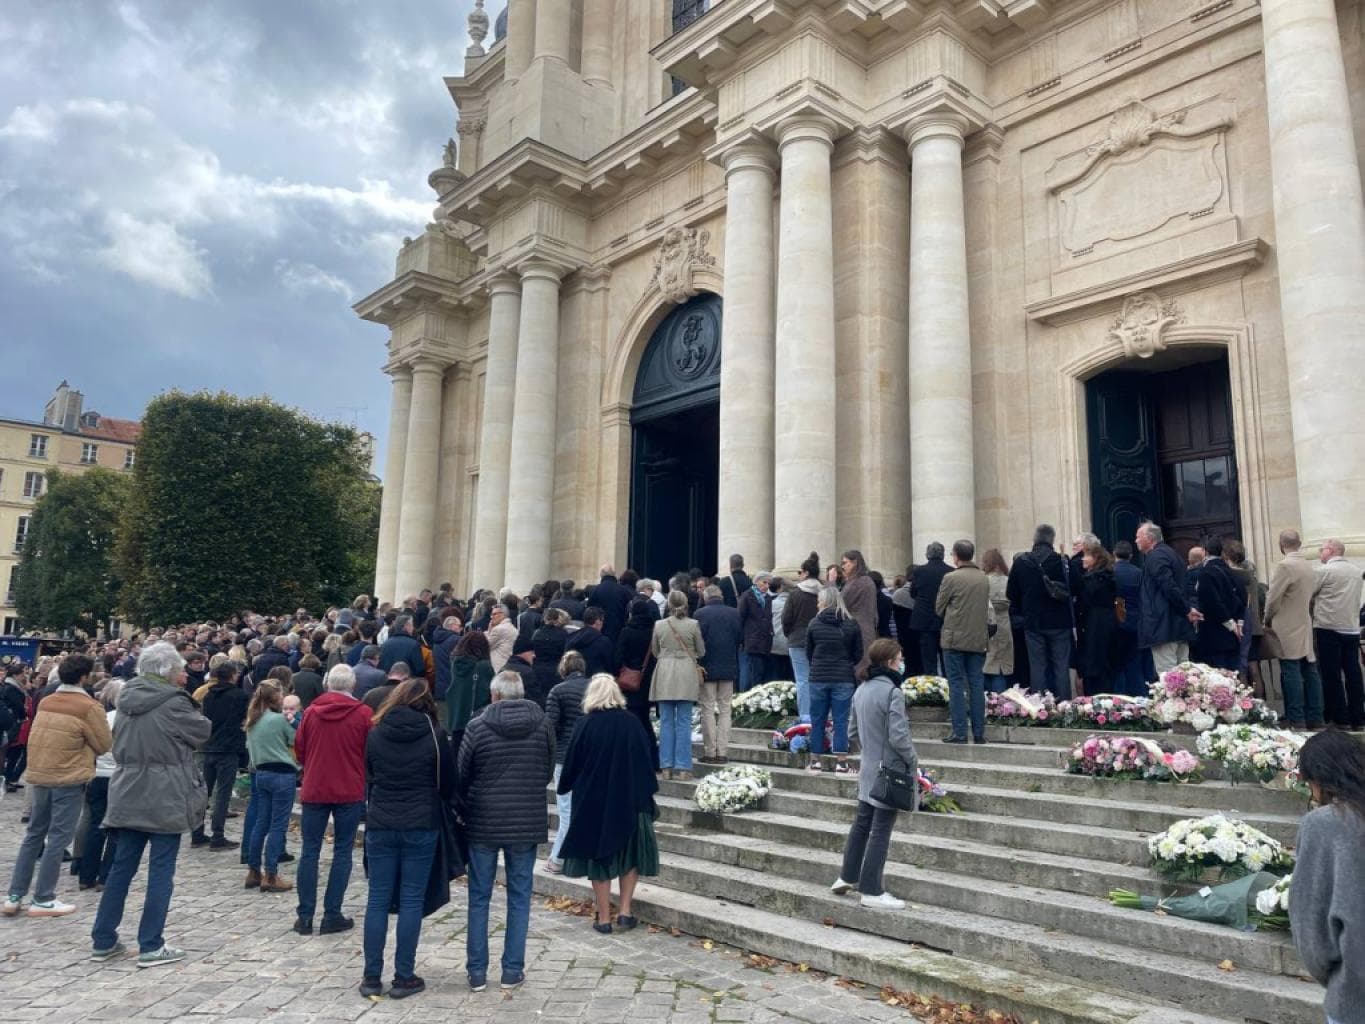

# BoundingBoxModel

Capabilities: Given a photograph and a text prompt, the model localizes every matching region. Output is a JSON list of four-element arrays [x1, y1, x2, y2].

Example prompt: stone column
[[470, 274, 522, 589], [533, 0, 572, 65], [503, 262, 563, 591], [505, 0, 534, 78], [774, 117, 838, 565], [581, 0, 614, 87], [718, 141, 778, 572], [1261, 0, 1365, 544], [906, 114, 975, 555], [374, 366, 412, 603], [394, 358, 447, 600]]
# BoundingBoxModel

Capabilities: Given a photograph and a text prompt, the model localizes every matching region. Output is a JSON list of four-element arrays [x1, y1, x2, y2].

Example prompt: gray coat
[[649, 615, 706, 703], [106, 675, 211, 834], [849, 668, 919, 811]]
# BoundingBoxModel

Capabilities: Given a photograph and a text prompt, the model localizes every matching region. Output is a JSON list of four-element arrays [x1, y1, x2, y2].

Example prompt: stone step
[[701, 742, 1306, 819], [643, 843, 1319, 1024], [731, 726, 1070, 768], [529, 861, 1239, 1024]]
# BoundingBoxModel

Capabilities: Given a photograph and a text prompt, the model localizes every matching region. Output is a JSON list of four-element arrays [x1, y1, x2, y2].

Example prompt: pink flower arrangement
[[1147, 663, 1267, 732], [1065, 734, 1203, 782]]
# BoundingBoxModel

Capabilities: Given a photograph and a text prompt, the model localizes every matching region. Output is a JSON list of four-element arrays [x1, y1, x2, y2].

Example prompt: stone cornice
[[353, 270, 474, 326], [437, 139, 587, 224]]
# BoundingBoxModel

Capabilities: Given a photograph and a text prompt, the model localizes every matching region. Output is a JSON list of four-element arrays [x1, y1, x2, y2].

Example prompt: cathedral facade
[[355, 0, 1365, 602]]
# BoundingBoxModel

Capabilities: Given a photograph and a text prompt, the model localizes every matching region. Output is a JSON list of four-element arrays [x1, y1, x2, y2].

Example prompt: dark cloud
[[0, 0, 481, 465]]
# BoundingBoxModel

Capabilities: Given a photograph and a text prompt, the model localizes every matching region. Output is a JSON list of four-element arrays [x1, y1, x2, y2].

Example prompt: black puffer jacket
[[546, 673, 589, 765], [457, 698, 555, 845], [365, 705, 454, 832], [201, 681, 249, 755], [804, 608, 863, 684]]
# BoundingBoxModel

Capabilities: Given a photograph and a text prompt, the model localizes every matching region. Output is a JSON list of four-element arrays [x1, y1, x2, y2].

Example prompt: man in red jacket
[[291, 663, 372, 936]]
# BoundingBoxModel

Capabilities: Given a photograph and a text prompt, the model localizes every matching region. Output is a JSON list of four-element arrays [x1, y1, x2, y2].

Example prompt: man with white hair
[[1134, 522, 1199, 674], [1313, 538, 1365, 730], [458, 671, 555, 992], [291, 663, 372, 936], [90, 641, 211, 968]]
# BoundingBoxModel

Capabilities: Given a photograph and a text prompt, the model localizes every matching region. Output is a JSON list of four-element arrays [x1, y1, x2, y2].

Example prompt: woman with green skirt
[[556, 673, 659, 933]]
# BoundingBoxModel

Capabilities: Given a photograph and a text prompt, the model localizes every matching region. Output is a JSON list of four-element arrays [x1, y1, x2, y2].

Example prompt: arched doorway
[[1086, 349, 1241, 557], [628, 293, 721, 580]]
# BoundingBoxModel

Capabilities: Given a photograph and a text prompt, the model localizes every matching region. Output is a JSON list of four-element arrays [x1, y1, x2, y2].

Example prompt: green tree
[[117, 391, 378, 624], [14, 467, 131, 635]]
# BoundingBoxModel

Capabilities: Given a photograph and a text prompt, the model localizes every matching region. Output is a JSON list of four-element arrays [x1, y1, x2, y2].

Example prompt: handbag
[[410, 719, 466, 917], [1033, 552, 1071, 603], [617, 650, 651, 694], [666, 619, 706, 685], [870, 761, 919, 812]]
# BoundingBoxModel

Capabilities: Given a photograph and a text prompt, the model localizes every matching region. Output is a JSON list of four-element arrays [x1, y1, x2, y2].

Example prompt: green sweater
[[246, 710, 298, 771]]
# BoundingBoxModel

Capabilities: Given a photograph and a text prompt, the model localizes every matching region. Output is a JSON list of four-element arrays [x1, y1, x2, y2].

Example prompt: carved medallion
[[651, 226, 715, 305], [1107, 291, 1185, 359], [672, 313, 710, 379]]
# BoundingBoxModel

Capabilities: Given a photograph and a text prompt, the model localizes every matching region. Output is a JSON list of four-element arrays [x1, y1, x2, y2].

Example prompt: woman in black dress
[[1077, 541, 1122, 694]]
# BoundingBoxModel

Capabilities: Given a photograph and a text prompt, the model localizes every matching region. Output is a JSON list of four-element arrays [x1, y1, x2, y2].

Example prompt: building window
[[3, 616, 17, 634], [124, 449, 136, 470], [672, 0, 709, 33], [28, 434, 48, 459], [23, 472, 44, 499], [14, 516, 29, 553], [81, 442, 99, 464], [5, 572, 15, 606]]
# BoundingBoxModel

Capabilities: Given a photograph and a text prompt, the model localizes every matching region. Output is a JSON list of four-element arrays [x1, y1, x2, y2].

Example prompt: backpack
[[1031, 552, 1071, 603]]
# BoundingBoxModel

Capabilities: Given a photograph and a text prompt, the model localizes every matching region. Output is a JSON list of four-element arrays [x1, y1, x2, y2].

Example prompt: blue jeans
[[945, 650, 986, 740], [1025, 628, 1072, 699], [986, 673, 1010, 694], [297, 801, 363, 919], [1279, 658, 1325, 725], [789, 647, 811, 722], [246, 770, 295, 873], [363, 828, 437, 980], [549, 764, 571, 866], [808, 681, 854, 756], [91, 830, 181, 954], [466, 842, 536, 985], [658, 700, 693, 771], [737, 652, 751, 693], [239, 772, 258, 863]]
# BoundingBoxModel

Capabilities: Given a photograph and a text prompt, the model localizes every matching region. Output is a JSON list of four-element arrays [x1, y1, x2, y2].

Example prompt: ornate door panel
[[1152, 357, 1238, 556], [1086, 370, 1160, 552]]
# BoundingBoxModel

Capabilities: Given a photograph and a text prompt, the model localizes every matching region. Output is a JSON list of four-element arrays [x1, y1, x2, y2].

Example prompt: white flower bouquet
[[1252, 873, 1291, 930], [1196, 723, 1305, 785], [902, 675, 949, 707], [694, 764, 773, 814], [731, 680, 797, 728], [1147, 813, 1294, 882], [1147, 662, 1255, 732]]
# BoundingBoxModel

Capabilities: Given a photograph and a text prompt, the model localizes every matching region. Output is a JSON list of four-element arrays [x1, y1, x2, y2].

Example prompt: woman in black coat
[[614, 600, 659, 768], [529, 609, 570, 707], [1077, 542, 1122, 694], [557, 674, 659, 934]]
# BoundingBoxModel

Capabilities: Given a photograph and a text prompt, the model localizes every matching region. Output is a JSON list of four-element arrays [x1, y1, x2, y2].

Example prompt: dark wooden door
[[629, 407, 718, 580], [1086, 370, 1161, 552]]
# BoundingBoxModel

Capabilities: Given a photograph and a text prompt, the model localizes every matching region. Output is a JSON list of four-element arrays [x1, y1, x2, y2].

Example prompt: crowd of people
[[0, 517, 1361, 1011]]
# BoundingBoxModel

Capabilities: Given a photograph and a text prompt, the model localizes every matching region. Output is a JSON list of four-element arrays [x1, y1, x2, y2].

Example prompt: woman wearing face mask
[[829, 638, 918, 911]]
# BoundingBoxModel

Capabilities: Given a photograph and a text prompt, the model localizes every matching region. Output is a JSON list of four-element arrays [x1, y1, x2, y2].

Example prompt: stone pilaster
[[533, 0, 572, 65], [374, 365, 412, 603], [1261, 0, 1365, 545], [505, 0, 534, 78], [718, 140, 778, 572], [470, 274, 522, 590], [394, 358, 448, 600], [774, 116, 839, 566], [581, 0, 614, 87], [906, 114, 976, 555], [503, 262, 564, 592]]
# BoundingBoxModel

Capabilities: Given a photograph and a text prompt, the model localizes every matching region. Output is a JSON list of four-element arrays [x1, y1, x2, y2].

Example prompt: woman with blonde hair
[[980, 548, 1015, 693], [804, 586, 862, 773], [556, 674, 658, 934], [243, 681, 297, 894], [650, 591, 705, 780]]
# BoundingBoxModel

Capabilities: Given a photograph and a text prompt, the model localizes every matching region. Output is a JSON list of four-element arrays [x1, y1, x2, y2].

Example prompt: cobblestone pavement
[[0, 794, 909, 1023]]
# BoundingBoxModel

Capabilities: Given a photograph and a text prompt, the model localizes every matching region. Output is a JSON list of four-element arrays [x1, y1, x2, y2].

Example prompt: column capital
[[904, 113, 970, 150], [776, 114, 839, 152], [409, 355, 449, 377], [517, 259, 567, 285], [486, 270, 522, 298], [382, 361, 414, 380], [710, 131, 779, 180]]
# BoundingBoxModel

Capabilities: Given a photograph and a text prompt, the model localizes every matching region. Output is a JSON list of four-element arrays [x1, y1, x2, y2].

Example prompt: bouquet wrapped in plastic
[[1109, 871, 1284, 931]]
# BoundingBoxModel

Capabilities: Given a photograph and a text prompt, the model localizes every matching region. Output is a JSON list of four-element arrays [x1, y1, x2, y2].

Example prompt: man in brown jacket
[[3, 654, 112, 917], [1263, 528, 1325, 729], [936, 540, 990, 745]]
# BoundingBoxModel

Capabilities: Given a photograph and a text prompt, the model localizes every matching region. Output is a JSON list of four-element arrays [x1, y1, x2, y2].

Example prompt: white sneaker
[[2, 895, 22, 916], [860, 892, 905, 910], [829, 878, 856, 896], [28, 899, 76, 917]]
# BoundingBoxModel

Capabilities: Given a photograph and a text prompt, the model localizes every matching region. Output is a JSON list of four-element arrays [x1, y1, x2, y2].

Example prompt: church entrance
[[1086, 352, 1240, 559], [628, 293, 721, 581]]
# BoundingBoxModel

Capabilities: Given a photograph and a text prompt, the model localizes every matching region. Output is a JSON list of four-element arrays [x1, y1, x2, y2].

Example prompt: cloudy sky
[[0, 0, 483, 474]]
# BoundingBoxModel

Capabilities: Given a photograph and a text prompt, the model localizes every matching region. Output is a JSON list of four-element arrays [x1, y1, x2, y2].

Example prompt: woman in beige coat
[[651, 592, 706, 780], [981, 548, 1015, 692]]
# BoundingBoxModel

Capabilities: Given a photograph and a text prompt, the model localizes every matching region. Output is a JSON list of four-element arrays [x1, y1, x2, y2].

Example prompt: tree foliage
[[117, 391, 378, 624], [14, 467, 131, 635]]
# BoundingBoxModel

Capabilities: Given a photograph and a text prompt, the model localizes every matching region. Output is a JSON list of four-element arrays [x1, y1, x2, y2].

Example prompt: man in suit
[[1134, 522, 1198, 674], [1312, 538, 1365, 730], [1263, 528, 1325, 728], [1111, 541, 1146, 696], [910, 543, 953, 676], [1192, 538, 1246, 672]]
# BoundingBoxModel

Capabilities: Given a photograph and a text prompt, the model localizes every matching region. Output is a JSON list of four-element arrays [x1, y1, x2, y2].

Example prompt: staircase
[[534, 709, 1321, 1024]]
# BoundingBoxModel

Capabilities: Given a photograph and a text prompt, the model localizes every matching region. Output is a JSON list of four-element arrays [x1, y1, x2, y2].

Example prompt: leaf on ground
[[701, 940, 715, 951], [1217, 959, 1236, 972], [648, 925, 662, 934], [542, 895, 594, 917], [877, 986, 1026, 1024], [669, 927, 682, 937], [835, 977, 866, 990], [744, 953, 782, 970], [822, 917, 837, 928]]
